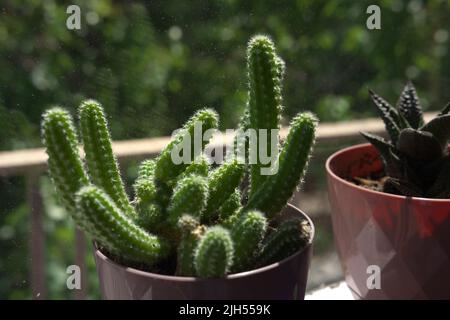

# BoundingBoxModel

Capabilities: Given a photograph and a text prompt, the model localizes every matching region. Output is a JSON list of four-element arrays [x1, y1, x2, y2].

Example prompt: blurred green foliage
[[0, 0, 449, 298]]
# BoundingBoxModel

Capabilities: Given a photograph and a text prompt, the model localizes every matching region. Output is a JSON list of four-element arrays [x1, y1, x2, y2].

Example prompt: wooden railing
[[0, 113, 436, 299]]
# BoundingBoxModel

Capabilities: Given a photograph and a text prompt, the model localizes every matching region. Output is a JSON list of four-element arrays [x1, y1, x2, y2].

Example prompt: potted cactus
[[326, 82, 450, 299], [41, 36, 318, 299]]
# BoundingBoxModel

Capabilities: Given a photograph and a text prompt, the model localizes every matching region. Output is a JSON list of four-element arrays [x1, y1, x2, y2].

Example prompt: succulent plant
[[361, 81, 450, 198], [41, 35, 316, 278]]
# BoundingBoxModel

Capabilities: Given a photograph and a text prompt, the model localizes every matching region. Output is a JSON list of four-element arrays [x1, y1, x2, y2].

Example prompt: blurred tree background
[[0, 0, 449, 298]]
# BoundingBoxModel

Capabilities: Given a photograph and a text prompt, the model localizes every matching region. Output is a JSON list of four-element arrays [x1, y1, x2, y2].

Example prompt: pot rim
[[326, 142, 450, 203], [94, 203, 314, 282]]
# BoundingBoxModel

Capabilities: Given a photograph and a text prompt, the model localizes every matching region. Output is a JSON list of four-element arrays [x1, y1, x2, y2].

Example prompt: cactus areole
[[42, 35, 317, 299]]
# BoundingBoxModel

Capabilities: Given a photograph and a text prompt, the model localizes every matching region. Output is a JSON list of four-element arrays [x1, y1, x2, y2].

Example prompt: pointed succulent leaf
[[360, 131, 394, 162], [369, 89, 401, 142], [437, 102, 450, 117], [396, 81, 424, 129], [397, 128, 444, 162], [420, 115, 450, 150], [360, 132, 405, 178], [397, 111, 412, 130], [385, 149, 404, 179]]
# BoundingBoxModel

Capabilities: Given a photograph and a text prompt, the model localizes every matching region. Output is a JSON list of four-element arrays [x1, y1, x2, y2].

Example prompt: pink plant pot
[[326, 143, 450, 299]]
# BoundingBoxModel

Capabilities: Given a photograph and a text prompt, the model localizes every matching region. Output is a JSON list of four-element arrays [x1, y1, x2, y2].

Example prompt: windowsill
[[306, 281, 355, 300]]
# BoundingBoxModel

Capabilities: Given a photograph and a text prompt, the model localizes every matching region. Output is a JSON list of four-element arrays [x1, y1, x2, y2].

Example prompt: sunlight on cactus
[[247, 35, 284, 195], [41, 35, 317, 277]]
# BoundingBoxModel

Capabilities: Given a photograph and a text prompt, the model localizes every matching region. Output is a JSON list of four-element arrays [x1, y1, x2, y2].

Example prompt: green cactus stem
[[154, 109, 218, 184], [136, 159, 156, 182], [176, 215, 205, 276], [230, 210, 267, 273], [194, 226, 234, 278], [135, 203, 163, 232], [41, 108, 89, 224], [247, 35, 284, 194], [233, 108, 250, 162], [166, 174, 209, 227], [178, 155, 210, 181], [218, 189, 242, 222], [41, 35, 319, 278], [75, 185, 169, 264], [245, 112, 317, 218], [133, 161, 164, 231], [202, 159, 244, 223], [133, 160, 158, 209], [134, 172, 156, 204], [79, 100, 135, 218], [257, 218, 311, 267]]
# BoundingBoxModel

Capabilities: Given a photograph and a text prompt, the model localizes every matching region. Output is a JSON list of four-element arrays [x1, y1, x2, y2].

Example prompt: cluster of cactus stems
[[361, 82, 450, 198], [41, 35, 317, 278]]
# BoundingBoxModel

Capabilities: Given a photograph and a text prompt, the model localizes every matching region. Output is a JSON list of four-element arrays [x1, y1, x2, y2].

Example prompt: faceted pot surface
[[326, 143, 450, 299]]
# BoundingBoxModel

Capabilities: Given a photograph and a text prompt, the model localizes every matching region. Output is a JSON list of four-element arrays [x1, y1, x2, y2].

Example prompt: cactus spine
[[42, 35, 315, 279]]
